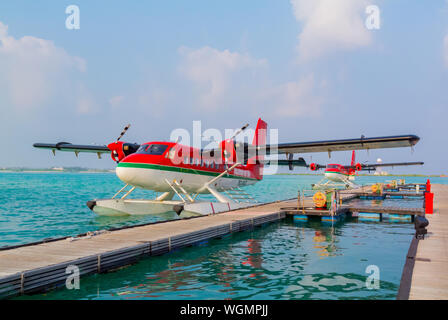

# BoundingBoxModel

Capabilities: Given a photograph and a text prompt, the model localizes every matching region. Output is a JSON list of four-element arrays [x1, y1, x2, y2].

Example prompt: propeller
[[229, 123, 249, 140], [108, 124, 140, 163], [116, 124, 131, 142]]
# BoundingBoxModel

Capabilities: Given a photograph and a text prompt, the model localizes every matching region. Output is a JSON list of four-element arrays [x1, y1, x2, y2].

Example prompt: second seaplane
[[34, 119, 421, 217], [306, 150, 424, 189]]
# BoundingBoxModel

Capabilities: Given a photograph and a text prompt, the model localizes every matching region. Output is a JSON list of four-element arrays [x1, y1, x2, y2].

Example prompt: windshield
[[327, 164, 339, 169], [136, 144, 168, 155]]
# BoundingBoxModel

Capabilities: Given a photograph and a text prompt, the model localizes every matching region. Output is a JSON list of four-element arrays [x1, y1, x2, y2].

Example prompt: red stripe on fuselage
[[325, 164, 355, 176], [120, 141, 263, 180]]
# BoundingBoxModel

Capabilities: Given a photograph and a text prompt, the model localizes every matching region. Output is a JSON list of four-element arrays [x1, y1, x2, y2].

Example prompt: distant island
[[0, 167, 114, 173], [0, 167, 445, 177]]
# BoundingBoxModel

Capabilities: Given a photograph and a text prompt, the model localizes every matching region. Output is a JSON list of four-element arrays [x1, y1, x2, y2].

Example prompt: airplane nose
[[86, 200, 96, 211]]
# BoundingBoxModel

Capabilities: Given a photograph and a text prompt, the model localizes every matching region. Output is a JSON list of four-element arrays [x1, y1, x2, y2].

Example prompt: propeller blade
[[117, 124, 131, 142], [230, 123, 249, 140]]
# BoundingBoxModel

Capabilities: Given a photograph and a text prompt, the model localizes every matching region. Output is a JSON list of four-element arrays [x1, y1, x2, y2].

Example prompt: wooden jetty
[[356, 192, 424, 198], [338, 205, 424, 216], [0, 201, 287, 299], [282, 184, 424, 220], [398, 184, 448, 300]]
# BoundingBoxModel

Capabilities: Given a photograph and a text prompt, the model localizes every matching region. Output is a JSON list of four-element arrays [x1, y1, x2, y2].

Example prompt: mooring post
[[425, 191, 434, 214], [302, 189, 305, 214]]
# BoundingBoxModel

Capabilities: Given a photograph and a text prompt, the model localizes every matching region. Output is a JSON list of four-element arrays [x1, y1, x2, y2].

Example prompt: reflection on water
[[20, 219, 412, 300], [312, 230, 337, 258], [93, 210, 180, 229]]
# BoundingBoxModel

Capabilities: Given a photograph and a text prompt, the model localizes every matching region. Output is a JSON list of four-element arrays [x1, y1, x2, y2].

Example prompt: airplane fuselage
[[116, 141, 261, 193], [324, 164, 355, 182]]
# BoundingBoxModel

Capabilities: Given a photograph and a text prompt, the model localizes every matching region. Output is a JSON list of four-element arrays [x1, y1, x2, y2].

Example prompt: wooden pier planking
[[407, 184, 448, 300], [338, 205, 424, 216]]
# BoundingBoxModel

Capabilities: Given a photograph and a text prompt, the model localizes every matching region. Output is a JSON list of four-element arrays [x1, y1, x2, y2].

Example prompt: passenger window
[[168, 148, 176, 159]]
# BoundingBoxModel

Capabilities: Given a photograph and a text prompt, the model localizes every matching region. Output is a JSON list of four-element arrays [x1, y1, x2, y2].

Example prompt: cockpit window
[[136, 144, 168, 155], [327, 164, 339, 169]]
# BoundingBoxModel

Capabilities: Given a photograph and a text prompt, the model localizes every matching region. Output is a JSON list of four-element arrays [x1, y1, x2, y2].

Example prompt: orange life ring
[[313, 191, 326, 208]]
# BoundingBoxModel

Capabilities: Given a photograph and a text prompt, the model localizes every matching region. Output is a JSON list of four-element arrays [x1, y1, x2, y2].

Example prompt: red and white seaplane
[[307, 150, 424, 189], [34, 119, 421, 217]]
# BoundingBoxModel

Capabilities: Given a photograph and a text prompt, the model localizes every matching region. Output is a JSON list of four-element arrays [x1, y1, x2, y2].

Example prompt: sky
[[0, 0, 447, 174]]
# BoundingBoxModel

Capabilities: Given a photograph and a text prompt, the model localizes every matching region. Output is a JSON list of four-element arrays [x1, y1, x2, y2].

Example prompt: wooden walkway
[[283, 205, 423, 217], [282, 185, 423, 218], [0, 201, 288, 299], [407, 184, 448, 299]]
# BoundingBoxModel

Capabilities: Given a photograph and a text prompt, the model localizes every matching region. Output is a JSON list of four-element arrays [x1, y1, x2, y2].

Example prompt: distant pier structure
[[374, 158, 388, 176]]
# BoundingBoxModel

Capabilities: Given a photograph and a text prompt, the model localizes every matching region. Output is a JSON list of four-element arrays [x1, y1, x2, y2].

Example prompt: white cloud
[[0, 21, 87, 111], [109, 95, 125, 108], [76, 84, 97, 114], [137, 88, 171, 118], [291, 0, 372, 61], [178, 46, 324, 118], [444, 34, 448, 68], [258, 74, 324, 117], [178, 46, 267, 109]]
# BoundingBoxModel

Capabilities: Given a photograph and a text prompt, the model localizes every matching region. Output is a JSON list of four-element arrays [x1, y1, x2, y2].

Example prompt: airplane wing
[[33, 142, 110, 154], [33, 141, 141, 161], [258, 134, 420, 155], [357, 161, 424, 171]]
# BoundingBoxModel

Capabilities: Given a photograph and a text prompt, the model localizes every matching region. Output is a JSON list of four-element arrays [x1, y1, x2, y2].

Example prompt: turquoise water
[[21, 220, 412, 300], [1, 172, 446, 300]]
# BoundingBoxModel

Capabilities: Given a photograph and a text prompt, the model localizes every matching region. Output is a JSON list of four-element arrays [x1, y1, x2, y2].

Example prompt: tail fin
[[250, 118, 267, 180], [252, 118, 267, 147], [351, 150, 356, 167]]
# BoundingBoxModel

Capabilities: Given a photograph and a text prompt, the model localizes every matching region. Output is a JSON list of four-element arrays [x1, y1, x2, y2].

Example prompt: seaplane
[[33, 118, 421, 217], [306, 150, 424, 189]]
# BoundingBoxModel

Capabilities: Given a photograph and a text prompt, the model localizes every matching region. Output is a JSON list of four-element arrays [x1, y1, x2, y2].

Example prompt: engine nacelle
[[220, 139, 237, 165], [355, 163, 362, 171], [310, 163, 318, 171], [108, 141, 140, 162]]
